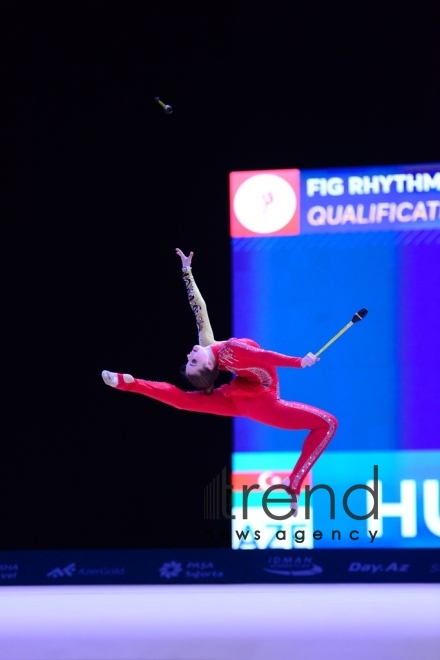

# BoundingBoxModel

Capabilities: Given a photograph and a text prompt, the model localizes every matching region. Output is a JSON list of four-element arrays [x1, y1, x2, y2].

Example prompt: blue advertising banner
[[229, 163, 440, 238], [1, 548, 439, 585], [229, 162, 440, 557], [231, 451, 440, 549], [299, 163, 440, 234]]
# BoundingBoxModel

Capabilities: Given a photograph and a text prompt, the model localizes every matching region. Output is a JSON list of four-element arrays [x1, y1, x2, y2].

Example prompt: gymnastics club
[[154, 97, 173, 114], [315, 308, 368, 357]]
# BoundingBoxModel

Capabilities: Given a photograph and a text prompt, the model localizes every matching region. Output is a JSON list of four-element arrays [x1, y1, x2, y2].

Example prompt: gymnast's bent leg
[[102, 371, 239, 417], [236, 394, 338, 494]]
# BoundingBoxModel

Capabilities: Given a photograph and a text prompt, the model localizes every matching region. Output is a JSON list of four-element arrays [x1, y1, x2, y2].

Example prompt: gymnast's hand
[[301, 352, 320, 368], [176, 248, 194, 268]]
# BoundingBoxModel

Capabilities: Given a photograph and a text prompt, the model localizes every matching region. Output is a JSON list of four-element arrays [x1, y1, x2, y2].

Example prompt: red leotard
[[115, 336, 337, 494]]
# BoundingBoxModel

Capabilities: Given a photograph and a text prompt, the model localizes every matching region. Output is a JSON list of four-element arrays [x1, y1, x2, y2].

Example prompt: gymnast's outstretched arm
[[220, 339, 320, 369], [175, 248, 217, 347]]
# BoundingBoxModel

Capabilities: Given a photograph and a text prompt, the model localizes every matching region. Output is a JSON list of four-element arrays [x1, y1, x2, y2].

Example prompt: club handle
[[315, 321, 353, 357]]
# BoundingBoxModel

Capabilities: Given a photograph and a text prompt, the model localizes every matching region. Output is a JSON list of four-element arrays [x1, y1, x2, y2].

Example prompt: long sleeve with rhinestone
[[181, 267, 216, 347], [221, 339, 303, 369]]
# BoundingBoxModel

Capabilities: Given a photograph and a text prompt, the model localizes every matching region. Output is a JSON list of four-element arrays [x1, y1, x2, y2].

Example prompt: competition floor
[[1, 584, 439, 659]]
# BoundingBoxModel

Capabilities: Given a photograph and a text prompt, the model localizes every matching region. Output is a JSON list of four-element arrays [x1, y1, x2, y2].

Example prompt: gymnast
[[102, 249, 338, 515]]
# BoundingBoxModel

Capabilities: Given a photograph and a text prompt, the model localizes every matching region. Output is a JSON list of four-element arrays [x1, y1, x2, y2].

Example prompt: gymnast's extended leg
[[235, 393, 338, 494], [102, 371, 239, 417]]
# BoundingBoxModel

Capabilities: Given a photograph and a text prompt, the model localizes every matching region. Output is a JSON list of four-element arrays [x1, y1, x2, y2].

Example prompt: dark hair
[[181, 364, 219, 395]]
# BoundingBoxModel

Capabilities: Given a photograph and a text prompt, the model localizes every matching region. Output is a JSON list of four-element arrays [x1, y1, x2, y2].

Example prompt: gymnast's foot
[[283, 477, 299, 518], [101, 371, 134, 387]]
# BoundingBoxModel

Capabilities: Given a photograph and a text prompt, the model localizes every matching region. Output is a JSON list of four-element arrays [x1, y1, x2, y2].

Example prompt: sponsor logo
[[348, 562, 409, 574], [159, 561, 183, 579], [230, 169, 300, 238], [0, 564, 18, 580], [158, 561, 224, 580], [263, 555, 323, 577], [47, 563, 77, 578], [47, 563, 125, 578]]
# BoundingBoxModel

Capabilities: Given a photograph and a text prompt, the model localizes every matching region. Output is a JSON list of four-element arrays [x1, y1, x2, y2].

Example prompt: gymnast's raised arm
[[175, 248, 216, 347]]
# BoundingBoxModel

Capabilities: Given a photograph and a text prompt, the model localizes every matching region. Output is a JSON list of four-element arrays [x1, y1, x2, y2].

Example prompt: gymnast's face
[[186, 345, 214, 376]]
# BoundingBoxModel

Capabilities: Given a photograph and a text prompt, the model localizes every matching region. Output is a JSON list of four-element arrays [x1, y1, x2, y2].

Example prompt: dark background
[[2, 1, 439, 550]]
